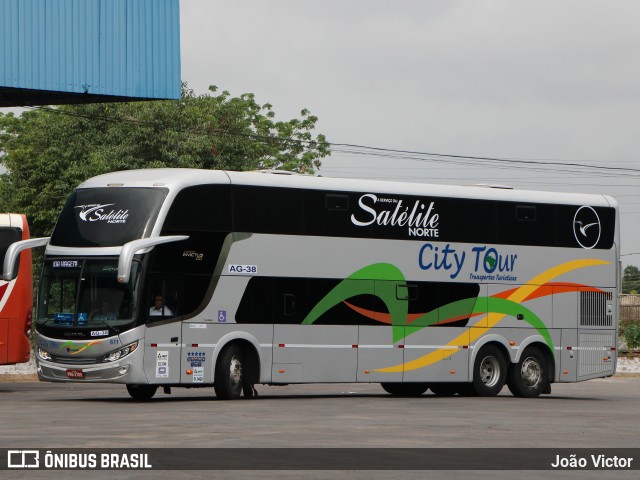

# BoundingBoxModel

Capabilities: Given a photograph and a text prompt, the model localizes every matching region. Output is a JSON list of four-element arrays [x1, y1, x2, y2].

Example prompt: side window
[[148, 277, 181, 321], [160, 185, 233, 318], [150, 232, 227, 318], [233, 186, 305, 234], [496, 202, 556, 246], [325, 194, 349, 211], [163, 185, 231, 232], [235, 277, 274, 324]]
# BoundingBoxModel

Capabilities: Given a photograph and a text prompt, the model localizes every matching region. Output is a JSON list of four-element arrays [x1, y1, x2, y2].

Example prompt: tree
[[0, 84, 329, 238], [622, 265, 640, 294]]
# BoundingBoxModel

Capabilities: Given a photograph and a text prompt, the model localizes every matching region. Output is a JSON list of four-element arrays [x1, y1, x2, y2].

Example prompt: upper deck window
[[50, 187, 168, 247]]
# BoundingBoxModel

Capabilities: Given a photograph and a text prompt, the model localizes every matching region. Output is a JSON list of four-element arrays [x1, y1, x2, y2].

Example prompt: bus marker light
[[398, 345, 404, 349], [450, 370, 456, 375], [278, 344, 285, 348], [509, 341, 516, 346], [192, 344, 198, 347], [151, 343, 157, 348], [186, 370, 193, 375], [462, 345, 469, 349], [611, 347, 616, 351], [364, 370, 371, 374], [566, 346, 573, 350], [352, 345, 358, 348], [564, 371, 569, 375], [279, 369, 285, 373]]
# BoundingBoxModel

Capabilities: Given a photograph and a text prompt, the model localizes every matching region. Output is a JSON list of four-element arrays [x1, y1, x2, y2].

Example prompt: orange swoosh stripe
[[375, 258, 610, 373], [343, 281, 606, 326]]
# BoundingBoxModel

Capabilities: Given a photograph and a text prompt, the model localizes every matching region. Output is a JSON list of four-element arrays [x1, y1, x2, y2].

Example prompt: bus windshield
[[37, 259, 141, 333]]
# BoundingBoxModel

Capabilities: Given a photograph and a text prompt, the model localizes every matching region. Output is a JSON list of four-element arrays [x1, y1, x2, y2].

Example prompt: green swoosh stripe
[[409, 297, 554, 355], [302, 263, 408, 342], [302, 263, 554, 352]]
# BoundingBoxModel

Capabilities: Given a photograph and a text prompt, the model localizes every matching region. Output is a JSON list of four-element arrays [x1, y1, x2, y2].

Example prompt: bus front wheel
[[214, 343, 244, 400], [381, 383, 429, 396], [507, 346, 548, 398], [126, 384, 157, 401]]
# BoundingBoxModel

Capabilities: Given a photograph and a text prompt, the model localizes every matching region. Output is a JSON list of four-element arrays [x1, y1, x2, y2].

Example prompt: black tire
[[472, 344, 507, 397], [507, 346, 548, 398], [126, 384, 157, 401], [429, 383, 459, 396], [381, 383, 429, 396], [214, 344, 244, 400]]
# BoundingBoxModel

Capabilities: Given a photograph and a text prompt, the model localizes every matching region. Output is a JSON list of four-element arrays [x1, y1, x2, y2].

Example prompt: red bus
[[0, 214, 32, 365]]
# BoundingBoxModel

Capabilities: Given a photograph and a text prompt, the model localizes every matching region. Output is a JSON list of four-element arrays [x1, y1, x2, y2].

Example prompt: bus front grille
[[51, 355, 101, 365]]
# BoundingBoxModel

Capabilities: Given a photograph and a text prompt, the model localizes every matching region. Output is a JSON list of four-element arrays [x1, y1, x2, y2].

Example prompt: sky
[[180, 0, 640, 266], [1, 1, 638, 266]]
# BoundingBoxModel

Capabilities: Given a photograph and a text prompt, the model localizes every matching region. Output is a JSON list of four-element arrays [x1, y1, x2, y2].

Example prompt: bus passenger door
[[143, 278, 182, 384]]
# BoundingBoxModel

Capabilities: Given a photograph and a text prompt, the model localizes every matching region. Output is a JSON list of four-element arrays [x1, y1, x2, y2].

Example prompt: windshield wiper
[[99, 319, 120, 335], [36, 317, 54, 329]]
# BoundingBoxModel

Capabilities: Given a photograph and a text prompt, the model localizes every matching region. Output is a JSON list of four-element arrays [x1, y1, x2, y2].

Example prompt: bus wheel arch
[[471, 342, 509, 396], [507, 343, 552, 398], [213, 339, 260, 400]]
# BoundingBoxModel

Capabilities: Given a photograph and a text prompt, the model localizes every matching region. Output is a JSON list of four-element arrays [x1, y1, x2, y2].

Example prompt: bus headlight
[[102, 341, 138, 363], [36, 347, 52, 361]]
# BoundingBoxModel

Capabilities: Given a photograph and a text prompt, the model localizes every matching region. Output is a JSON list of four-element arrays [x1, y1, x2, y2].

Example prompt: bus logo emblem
[[7, 450, 40, 469], [573, 206, 601, 249], [74, 204, 129, 224]]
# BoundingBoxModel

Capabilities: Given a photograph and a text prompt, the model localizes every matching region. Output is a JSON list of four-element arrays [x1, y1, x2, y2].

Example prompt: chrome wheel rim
[[479, 355, 500, 387], [520, 357, 542, 388]]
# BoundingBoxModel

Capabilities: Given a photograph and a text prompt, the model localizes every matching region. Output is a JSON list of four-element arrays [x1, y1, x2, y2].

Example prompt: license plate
[[66, 369, 84, 379]]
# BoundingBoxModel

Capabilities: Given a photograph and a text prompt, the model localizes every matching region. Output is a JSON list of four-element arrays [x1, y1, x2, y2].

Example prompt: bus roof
[[78, 168, 617, 208]]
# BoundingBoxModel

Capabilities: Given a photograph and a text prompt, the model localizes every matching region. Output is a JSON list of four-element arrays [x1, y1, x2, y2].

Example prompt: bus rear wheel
[[126, 384, 157, 401], [507, 346, 548, 398], [381, 383, 429, 397], [214, 344, 244, 400], [472, 345, 507, 396]]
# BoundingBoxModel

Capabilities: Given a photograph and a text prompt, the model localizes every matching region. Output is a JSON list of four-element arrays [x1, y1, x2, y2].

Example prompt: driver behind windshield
[[89, 300, 117, 321]]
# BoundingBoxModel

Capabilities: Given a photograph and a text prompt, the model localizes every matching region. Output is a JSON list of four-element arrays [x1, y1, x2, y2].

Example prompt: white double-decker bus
[[4, 169, 619, 400]]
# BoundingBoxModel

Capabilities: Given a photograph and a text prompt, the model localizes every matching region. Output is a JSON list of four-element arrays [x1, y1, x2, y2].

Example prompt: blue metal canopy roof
[[0, 0, 181, 106]]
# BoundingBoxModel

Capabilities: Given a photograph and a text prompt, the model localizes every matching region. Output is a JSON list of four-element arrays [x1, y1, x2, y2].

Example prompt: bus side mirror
[[3, 237, 50, 281], [117, 236, 189, 284]]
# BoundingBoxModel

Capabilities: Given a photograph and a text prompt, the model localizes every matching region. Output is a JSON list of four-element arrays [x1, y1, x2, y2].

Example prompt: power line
[[329, 143, 640, 175], [23, 105, 640, 180]]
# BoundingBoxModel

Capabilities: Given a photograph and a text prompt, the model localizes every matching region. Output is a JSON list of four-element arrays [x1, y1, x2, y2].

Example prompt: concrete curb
[[616, 356, 640, 374]]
